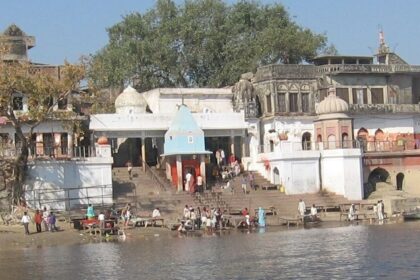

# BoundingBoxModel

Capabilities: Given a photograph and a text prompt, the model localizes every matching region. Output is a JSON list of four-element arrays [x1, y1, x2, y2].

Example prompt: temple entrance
[[366, 167, 390, 198], [113, 138, 141, 167], [396, 172, 404, 191], [273, 167, 280, 185]]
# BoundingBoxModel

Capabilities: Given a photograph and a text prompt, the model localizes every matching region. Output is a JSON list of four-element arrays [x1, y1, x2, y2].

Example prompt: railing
[[259, 139, 420, 154], [0, 144, 96, 159], [24, 184, 113, 211], [142, 160, 170, 191], [258, 140, 361, 153]]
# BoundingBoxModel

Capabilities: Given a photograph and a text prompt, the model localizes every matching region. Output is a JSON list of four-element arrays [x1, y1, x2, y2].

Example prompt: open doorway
[[396, 172, 404, 191]]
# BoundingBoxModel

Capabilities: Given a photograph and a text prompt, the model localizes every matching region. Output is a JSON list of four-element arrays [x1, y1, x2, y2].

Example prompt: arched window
[[357, 128, 368, 151], [302, 132, 312, 150], [374, 129, 385, 151], [317, 135, 323, 150], [327, 134, 336, 149], [273, 167, 280, 185], [342, 133, 349, 148]]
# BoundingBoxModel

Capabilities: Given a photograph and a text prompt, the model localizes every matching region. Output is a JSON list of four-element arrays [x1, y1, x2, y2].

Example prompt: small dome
[[316, 89, 349, 115], [115, 86, 147, 114]]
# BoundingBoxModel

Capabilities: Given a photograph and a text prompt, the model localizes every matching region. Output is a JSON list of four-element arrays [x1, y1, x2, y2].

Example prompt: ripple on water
[[1, 222, 420, 279]]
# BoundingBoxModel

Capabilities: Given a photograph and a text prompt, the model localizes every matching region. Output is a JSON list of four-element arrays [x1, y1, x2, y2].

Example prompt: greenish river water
[[1, 221, 419, 279]]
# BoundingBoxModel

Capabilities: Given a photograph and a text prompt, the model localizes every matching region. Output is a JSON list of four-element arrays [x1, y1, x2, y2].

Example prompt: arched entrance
[[302, 132, 311, 150], [273, 167, 280, 185], [357, 127, 368, 151], [366, 167, 390, 198], [342, 133, 349, 148], [327, 134, 336, 149], [396, 172, 404, 191]]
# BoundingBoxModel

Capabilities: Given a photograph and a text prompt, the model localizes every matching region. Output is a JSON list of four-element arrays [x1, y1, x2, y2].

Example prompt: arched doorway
[[273, 167, 280, 185], [327, 134, 336, 149], [374, 129, 385, 151], [317, 135, 322, 150], [357, 128, 368, 151], [302, 132, 311, 150], [342, 133, 349, 148], [396, 172, 404, 191], [366, 167, 390, 198]]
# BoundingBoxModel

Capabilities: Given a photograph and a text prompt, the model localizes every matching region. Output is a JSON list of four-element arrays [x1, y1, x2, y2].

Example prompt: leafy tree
[[0, 47, 84, 205], [89, 0, 327, 94]]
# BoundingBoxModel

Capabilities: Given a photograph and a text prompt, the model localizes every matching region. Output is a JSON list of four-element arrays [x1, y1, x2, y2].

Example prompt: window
[[289, 93, 298, 112], [188, 136, 194, 144], [265, 95, 272, 113], [352, 88, 367, 104], [13, 96, 23, 110], [319, 89, 328, 102], [58, 97, 68, 110], [371, 88, 384, 104], [277, 93, 286, 112], [301, 93, 310, 112], [44, 96, 53, 108], [336, 88, 349, 103]]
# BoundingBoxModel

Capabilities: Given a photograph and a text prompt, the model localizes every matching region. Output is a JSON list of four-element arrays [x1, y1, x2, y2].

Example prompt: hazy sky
[[1, 0, 419, 65]]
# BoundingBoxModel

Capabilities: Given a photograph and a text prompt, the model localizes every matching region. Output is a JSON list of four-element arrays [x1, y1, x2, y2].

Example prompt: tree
[[88, 0, 327, 95], [0, 47, 84, 205]]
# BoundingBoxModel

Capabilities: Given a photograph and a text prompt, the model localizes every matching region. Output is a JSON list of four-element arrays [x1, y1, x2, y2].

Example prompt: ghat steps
[[112, 167, 354, 220]]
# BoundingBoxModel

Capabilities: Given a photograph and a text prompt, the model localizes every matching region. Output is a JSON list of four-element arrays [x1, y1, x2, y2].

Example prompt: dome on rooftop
[[115, 86, 147, 114], [316, 88, 349, 115]]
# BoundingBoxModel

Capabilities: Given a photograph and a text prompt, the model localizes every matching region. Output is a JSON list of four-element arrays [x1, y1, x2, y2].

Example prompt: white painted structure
[[24, 144, 113, 210]]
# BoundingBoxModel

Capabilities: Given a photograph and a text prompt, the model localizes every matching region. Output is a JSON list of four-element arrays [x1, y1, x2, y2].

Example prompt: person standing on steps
[[185, 170, 192, 192], [34, 210, 42, 233], [248, 172, 255, 191], [127, 160, 133, 180]]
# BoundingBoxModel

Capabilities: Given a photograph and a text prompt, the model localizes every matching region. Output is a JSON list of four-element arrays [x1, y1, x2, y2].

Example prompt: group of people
[[298, 199, 319, 221], [179, 205, 224, 232], [21, 207, 57, 235]]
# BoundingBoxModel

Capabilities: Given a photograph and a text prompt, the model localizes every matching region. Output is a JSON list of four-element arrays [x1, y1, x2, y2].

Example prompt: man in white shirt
[[185, 171, 192, 192], [183, 205, 190, 219], [196, 175, 203, 192], [310, 204, 318, 221], [152, 208, 161, 218], [298, 199, 306, 217], [98, 212, 105, 233], [21, 212, 31, 235]]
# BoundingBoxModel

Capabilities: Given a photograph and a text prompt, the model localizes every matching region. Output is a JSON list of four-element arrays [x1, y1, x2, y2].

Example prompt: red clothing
[[242, 209, 249, 216], [34, 213, 43, 224]]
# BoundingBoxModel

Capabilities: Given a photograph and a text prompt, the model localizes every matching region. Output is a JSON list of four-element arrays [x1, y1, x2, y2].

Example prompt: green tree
[[0, 48, 84, 205], [89, 0, 327, 93]]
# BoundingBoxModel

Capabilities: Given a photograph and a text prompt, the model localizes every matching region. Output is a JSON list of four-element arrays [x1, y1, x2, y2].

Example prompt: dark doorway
[[396, 172, 404, 191], [302, 132, 311, 150], [366, 167, 390, 198]]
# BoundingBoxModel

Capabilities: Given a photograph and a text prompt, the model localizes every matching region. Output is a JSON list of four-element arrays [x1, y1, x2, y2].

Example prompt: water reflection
[[1, 222, 420, 279]]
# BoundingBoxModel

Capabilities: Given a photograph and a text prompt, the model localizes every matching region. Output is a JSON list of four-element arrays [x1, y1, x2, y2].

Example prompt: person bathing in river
[[310, 204, 318, 222]]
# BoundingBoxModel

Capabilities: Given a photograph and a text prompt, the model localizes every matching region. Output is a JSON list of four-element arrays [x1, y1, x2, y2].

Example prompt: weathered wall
[[24, 157, 113, 210]]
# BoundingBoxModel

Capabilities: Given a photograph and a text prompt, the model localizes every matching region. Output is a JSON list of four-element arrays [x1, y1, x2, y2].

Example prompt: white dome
[[316, 91, 349, 115], [115, 86, 147, 114]]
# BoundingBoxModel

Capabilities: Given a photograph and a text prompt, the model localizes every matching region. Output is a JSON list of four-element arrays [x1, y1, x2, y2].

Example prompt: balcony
[[349, 104, 420, 114]]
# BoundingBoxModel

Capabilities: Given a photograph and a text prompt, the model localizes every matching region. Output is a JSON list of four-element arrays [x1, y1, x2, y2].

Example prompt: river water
[[1, 222, 420, 280]]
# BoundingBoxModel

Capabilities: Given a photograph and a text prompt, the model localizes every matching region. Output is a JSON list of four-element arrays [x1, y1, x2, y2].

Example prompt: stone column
[[141, 138, 146, 172], [176, 155, 183, 192], [54, 133, 61, 157], [67, 133, 73, 157], [230, 136, 235, 156], [241, 135, 246, 158], [36, 133, 43, 156], [200, 154, 206, 189]]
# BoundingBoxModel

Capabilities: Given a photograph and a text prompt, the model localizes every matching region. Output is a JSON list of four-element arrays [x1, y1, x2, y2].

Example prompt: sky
[[1, 0, 420, 65]]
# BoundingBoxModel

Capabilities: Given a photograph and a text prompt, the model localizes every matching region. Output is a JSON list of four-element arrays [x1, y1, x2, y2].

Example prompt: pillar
[[67, 133, 73, 157], [54, 133, 61, 157], [36, 133, 43, 156], [241, 136, 246, 158], [230, 136, 235, 156], [141, 138, 146, 172], [176, 155, 183, 192], [200, 154, 206, 188]]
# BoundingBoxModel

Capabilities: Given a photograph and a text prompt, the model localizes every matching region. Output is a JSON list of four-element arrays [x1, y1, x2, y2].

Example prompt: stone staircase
[[113, 167, 355, 221]]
